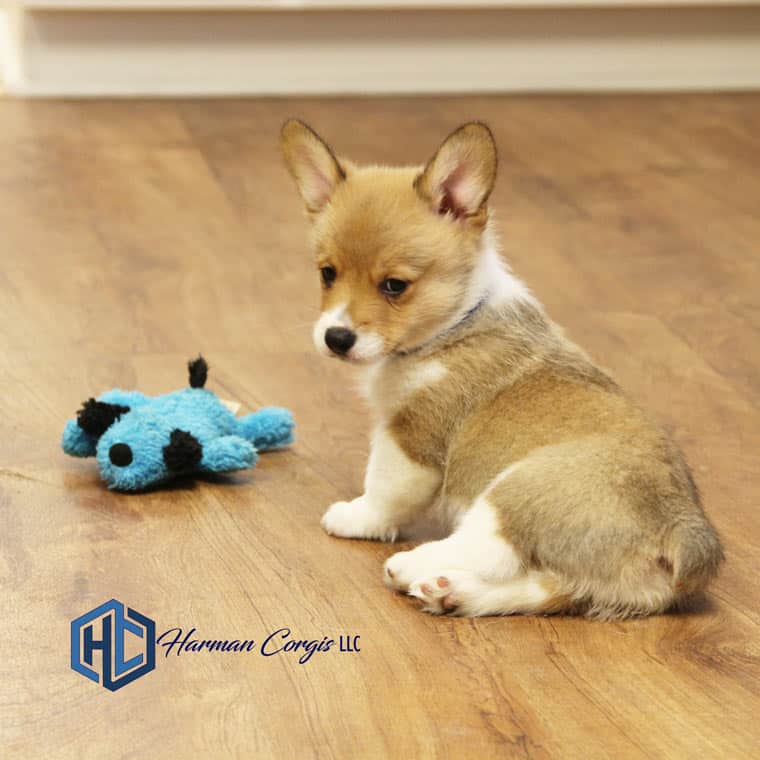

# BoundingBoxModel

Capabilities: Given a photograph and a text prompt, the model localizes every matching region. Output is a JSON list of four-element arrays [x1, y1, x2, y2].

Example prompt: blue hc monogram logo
[[71, 599, 156, 691]]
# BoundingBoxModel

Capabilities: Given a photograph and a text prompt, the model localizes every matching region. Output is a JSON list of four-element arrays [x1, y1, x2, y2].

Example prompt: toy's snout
[[62, 399, 133, 460]]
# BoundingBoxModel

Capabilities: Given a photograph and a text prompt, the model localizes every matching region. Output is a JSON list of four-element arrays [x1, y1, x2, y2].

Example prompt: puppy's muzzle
[[324, 327, 356, 356]]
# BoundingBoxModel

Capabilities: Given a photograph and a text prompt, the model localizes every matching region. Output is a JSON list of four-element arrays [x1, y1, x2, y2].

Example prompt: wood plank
[[1, 95, 759, 759]]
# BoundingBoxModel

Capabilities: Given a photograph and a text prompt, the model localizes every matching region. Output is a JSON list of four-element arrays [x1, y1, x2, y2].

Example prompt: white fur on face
[[312, 303, 385, 364], [351, 331, 385, 363], [312, 303, 349, 357]]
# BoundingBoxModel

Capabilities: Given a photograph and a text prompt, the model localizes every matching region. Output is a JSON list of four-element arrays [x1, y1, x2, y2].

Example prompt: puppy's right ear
[[280, 119, 346, 215]]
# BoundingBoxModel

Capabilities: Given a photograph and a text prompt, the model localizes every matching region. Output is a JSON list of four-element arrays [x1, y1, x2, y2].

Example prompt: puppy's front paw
[[321, 497, 398, 541], [321, 501, 358, 537]]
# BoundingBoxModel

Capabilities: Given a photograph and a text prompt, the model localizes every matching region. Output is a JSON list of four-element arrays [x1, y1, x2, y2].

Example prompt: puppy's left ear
[[415, 122, 497, 224], [281, 119, 346, 215]]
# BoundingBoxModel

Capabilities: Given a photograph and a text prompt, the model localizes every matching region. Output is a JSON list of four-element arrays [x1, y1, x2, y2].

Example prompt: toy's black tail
[[188, 356, 208, 388]]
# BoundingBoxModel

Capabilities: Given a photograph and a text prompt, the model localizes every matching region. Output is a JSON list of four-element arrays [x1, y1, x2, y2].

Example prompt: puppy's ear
[[281, 119, 346, 214], [415, 122, 497, 223]]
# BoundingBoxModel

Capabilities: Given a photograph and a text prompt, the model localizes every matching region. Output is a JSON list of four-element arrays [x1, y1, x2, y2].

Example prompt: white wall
[[0, 8, 9, 93], [4, 3, 760, 95], [1, 3, 28, 94]]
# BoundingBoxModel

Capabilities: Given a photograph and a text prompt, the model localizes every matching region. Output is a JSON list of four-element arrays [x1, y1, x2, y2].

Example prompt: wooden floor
[[1, 94, 759, 759]]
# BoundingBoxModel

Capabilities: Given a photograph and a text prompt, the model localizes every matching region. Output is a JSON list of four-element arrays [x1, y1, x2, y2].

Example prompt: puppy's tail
[[666, 517, 724, 598]]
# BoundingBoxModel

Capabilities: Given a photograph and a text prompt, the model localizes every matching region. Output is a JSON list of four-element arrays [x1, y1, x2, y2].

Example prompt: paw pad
[[408, 575, 459, 614]]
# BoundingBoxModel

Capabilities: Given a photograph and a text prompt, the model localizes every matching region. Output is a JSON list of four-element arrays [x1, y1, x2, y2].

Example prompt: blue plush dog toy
[[62, 357, 294, 491]]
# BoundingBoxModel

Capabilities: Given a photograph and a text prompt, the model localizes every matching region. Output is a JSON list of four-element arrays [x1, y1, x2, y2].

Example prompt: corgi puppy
[[281, 119, 723, 618]]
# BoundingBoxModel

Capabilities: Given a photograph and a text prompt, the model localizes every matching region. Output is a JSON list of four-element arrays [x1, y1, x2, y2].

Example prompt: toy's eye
[[109, 443, 133, 467], [320, 266, 337, 288], [379, 278, 408, 297]]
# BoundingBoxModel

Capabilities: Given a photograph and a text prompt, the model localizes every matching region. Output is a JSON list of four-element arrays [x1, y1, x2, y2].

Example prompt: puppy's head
[[281, 120, 497, 363]]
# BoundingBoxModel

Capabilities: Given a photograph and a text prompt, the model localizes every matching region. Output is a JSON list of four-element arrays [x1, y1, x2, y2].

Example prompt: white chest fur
[[358, 356, 449, 419]]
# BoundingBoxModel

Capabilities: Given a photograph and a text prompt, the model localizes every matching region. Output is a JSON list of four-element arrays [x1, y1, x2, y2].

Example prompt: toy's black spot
[[109, 443, 133, 467], [163, 429, 203, 472], [188, 356, 208, 389], [77, 399, 130, 438]]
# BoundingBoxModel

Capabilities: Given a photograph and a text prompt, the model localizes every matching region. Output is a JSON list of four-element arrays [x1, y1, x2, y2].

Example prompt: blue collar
[[396, 295, 488, 357]]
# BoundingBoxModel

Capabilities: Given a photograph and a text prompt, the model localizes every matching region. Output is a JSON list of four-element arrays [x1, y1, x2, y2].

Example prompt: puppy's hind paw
[[408, 575, 458, 615]]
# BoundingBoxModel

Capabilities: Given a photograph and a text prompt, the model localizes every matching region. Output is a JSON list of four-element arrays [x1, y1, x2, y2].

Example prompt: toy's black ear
[[77, 398, 130, 439], [163, 429, 203, 471], [188, 356, 208, 389]]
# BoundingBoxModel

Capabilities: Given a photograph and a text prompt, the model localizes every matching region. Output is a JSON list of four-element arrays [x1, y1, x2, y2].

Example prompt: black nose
[[325, 327, 356, 355], [109, 443, 133, 467]]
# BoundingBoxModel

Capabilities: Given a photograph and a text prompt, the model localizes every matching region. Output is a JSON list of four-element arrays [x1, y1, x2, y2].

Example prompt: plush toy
[[62, 357, 294, 491]]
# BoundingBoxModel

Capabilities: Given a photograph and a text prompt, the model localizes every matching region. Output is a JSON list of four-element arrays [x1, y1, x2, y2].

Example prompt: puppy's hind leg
[[385, 481, 572, 617], [384, 494, 525, 598], [409, 569, 569, 617]]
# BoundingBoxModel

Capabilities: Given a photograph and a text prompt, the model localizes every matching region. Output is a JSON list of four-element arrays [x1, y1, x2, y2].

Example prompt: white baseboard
[[5, 6, 760, 95]]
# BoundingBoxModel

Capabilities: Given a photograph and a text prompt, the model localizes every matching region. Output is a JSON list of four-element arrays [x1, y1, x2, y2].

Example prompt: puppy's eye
[[380, 278, 408, 297], [320, 266, 337, 287]]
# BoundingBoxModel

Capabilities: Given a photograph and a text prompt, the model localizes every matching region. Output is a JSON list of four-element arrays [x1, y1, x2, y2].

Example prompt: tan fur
[[281, 119, 724, 619], [376, 303, 723, 618], [313, 167, 482, 354]]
